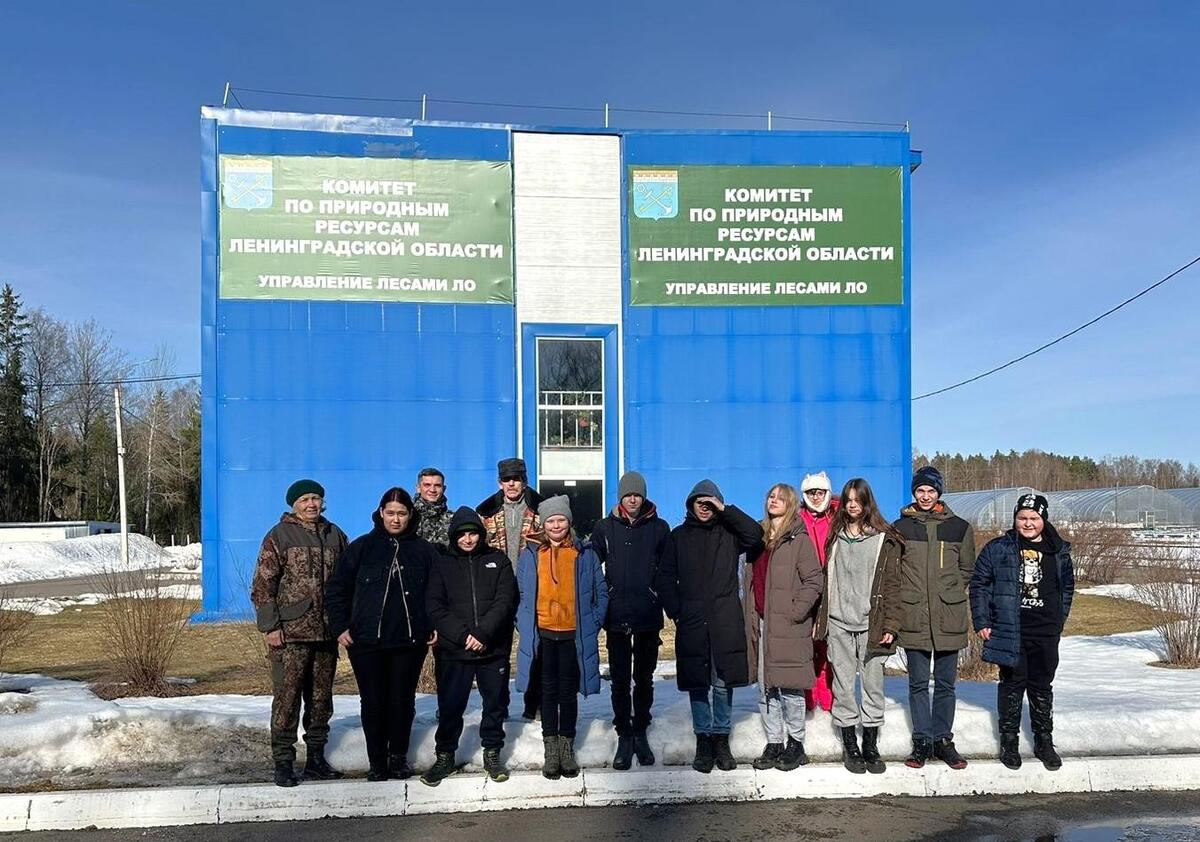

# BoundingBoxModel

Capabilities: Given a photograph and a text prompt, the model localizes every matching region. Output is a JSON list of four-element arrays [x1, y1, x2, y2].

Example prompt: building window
[[537, 338, 602, 450]]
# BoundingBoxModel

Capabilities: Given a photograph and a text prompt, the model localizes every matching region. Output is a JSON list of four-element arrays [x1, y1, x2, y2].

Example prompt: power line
[[233, 86, 421, 104], [23, 373, 199, 390], [913, 254, 1200, 401]]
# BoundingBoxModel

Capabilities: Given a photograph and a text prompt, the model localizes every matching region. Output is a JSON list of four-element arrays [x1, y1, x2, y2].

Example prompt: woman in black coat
[[658, 479, 764, 773], [326, 487, 439, 781]]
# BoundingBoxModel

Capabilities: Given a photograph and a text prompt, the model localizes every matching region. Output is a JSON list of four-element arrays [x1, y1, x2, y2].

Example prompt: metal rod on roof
[[768, 110, 773, 131], [222, 82, 231, 108], [421, 94, 427, 121], [604, 102, 610, 128]]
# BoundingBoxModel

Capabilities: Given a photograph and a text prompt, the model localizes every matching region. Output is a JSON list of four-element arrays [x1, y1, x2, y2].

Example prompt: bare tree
[[63, 320, 126, 519], [24, 310, 70, 520]]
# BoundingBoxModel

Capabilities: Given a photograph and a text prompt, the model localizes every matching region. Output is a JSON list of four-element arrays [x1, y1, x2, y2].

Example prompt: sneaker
[[933, 737, 968, 770], [420, 751, 457, 787], [905, 738, 933, 769], [775, 736, 809, 771], [753, 742, 784, 770], [483, 747, 509, 782]]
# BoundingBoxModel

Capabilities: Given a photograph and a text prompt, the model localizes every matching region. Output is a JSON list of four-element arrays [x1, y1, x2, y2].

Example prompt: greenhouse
[[941, 485, 1190, 529], [1165, 488, 1200, 526]]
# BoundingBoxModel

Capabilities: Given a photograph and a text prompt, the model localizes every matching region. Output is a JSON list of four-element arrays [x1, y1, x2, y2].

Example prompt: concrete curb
[[5, 754, 1200, 831]]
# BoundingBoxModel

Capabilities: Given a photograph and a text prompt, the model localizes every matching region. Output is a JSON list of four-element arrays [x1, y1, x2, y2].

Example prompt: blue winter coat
[[514, 538, 609, 697], [969, 525, 1075, 668]]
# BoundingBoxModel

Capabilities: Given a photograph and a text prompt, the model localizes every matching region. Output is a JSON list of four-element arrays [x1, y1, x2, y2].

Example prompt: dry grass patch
[[1064, 593, 1175, 637], [5, 601, 359, 697]]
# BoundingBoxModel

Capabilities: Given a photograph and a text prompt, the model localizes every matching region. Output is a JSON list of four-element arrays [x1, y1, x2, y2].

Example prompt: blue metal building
[[197, 108, 919, 621]]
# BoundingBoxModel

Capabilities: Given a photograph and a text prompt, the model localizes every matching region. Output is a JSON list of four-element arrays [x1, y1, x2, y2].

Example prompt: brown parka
[[743, 516, 825, 690]]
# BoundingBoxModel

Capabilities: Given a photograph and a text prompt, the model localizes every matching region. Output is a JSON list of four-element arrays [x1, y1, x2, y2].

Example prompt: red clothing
[[751, 547, 770, 616], [799, 499, 839, 567], [800, 500, 838, 711]]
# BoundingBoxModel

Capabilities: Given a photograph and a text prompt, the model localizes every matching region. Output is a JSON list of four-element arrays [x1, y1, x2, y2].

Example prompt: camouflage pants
[[269, 641, 338, 763]]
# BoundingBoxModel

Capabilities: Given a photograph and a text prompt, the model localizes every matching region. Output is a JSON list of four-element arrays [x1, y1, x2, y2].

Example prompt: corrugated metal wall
[[199, 116, 915, 620], [622, 131, 915, 521], [197, 118, 518, 621]]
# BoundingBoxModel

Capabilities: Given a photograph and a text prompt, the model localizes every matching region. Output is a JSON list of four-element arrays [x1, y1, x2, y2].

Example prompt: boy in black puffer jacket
[[592, 470, 669, 770], [422, 507, 519, 786]]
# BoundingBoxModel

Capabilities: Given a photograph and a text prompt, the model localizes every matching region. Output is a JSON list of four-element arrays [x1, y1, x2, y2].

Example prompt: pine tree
[[0, 285, 37, 519]]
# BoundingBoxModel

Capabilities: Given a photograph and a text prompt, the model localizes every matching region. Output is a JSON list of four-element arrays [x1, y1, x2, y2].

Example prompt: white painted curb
[[3, 754, 1200, 831]]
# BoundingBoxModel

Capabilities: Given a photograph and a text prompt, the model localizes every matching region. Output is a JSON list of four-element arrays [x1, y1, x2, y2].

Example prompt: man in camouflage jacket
[[250, 479, 349, 787]]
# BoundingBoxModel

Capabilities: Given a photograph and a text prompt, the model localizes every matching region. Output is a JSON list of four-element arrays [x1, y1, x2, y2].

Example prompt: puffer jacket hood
[[447, 506, 487, 556]]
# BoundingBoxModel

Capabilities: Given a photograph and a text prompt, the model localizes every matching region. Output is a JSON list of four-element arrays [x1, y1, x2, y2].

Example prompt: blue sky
[[2, 2, 1197, 464]]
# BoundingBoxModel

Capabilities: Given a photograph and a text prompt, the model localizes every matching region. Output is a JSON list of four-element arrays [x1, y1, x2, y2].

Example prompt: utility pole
[[114, 385, 130, 567]]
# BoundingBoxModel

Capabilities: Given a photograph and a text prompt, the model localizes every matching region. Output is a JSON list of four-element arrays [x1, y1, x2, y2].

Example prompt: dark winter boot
[[840, 726, 867, 774], [692, 734, 715, 774], [997, 682, 1024, 770], [1029, 688, 1062, 770], [933, 737, 968, 770], [420, 751, 457, 787], [388, 753, 414, 780], [558, 736, 580, 778], [273, 761, 299, 788], [365, 765, 388, 782], [775, 736, 809, 771], [904, 737, 933, 769], [712, 734, 737, 771], [303, 746, 343, 780], [999, 732, 1022, 770], [633, 731, 656, 766], [861, 727, 885, 774], [613, 734, 635, 770], [542, 736, 562, 780], [753, 742, 784, 770], [483, 747, 509, 783]]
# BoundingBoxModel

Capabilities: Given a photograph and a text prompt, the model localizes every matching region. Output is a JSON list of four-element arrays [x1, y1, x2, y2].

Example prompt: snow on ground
[[6, 584, 204, 616], [1081, 583, 1200, 608], [0, 629, 1197, 790], [0, 534, 181, 585], [162, 544, 202, 573]]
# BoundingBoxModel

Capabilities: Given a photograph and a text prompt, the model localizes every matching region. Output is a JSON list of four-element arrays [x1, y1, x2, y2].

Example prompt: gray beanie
[[618, 471, 647, 501], [538, 494, 573, 525]]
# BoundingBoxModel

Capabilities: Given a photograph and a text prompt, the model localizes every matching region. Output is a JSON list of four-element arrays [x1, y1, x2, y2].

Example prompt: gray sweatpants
[[826, 623, 886, 729], [757, 621, 807, 743]]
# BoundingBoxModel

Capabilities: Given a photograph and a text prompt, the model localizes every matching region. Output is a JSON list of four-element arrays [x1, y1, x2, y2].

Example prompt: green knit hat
[[286, 479, 325, 506]]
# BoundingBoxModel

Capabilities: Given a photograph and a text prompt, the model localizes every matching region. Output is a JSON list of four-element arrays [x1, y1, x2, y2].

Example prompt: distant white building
[[0, 521, 121, 543]]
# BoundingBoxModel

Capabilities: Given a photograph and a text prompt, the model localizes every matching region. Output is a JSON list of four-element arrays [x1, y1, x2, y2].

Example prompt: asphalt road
[[4, 791, 1199, 841]]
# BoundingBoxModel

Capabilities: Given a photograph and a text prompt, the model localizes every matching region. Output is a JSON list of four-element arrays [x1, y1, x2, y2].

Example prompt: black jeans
[[348, 644, 426, 769], [435, 655, 509, 753], [539, 636, 580, 738], [999, 635, 1060, 694], [607, 630, 659, 736]]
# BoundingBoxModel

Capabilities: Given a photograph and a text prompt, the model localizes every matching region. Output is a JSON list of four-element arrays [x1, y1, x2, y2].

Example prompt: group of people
[[249, 460, 1075, 788]]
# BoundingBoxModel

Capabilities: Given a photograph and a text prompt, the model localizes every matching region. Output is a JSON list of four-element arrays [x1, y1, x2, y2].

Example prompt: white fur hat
[[800, 471, 832, 493]]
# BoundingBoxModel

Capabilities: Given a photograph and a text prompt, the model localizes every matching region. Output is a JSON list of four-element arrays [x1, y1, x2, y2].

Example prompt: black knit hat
[[911, 466, 944, 497], [286, 479, 325, 506], [1014, 492, 1049, 521]]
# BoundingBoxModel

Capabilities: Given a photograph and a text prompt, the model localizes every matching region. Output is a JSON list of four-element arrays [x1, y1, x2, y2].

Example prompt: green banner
[[628, 165, 903, 306], [219, 155, 513, 303]]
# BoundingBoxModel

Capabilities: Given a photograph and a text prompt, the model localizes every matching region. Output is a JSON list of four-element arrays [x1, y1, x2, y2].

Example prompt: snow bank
[[162, 544, 202, 573], [0, 534, 177, 585], [6, 584, 203, 616], [0, 629, 1197, 789]]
